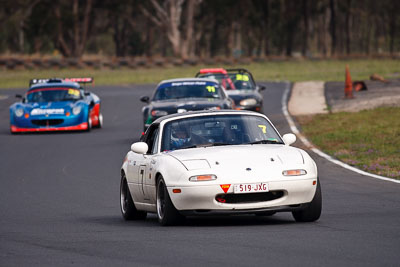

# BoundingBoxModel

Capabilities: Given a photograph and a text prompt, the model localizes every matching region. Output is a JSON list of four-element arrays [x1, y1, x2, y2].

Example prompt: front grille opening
[[216, 191, 284, 204], [31, 119, 64, 126]]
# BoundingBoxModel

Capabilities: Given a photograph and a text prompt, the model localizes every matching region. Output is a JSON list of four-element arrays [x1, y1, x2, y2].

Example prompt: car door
[[144, 127, 160, 203], [126, 149, 146, 204], [139, 124, 160, 203]]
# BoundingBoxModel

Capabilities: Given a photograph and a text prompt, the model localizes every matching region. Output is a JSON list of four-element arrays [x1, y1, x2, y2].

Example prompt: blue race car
[[9, 77, 103, 133]]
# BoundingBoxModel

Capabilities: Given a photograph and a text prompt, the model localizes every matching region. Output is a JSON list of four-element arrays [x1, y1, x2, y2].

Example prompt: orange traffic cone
[[344, 65, 354, 99]]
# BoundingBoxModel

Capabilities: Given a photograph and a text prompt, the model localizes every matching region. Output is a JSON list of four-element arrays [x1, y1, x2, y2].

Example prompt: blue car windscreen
[[153, 81, 222, 101], [27, 87, 83, 103]]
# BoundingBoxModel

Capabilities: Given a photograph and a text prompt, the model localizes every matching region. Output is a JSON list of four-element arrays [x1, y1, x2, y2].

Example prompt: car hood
[[20, 101, 83, 113], [167, 145, 305, 170]]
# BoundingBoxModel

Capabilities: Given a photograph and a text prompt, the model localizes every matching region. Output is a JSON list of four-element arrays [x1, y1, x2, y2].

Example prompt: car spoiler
[[29, 77, 94, 87]]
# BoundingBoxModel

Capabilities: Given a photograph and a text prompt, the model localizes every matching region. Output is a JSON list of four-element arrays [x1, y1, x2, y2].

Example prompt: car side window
[[151, 129, 160, 154], [145, 125, 159, 154]]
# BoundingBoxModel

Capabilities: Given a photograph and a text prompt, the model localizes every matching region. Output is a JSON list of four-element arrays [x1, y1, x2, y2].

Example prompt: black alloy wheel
[[156, 177, 184, 226], [120, 173, 147, 220]]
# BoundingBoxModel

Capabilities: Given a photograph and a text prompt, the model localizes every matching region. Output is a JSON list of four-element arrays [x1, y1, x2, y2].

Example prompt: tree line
[[1, 0, 399, 59]]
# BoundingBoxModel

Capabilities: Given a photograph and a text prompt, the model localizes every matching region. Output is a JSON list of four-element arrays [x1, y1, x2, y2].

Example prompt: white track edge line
[[281, 81, 400, 184]]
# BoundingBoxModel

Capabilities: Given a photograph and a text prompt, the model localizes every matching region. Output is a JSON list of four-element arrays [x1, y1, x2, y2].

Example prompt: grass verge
[[1, 58, 399, 89], [298, 107, 400, 179]]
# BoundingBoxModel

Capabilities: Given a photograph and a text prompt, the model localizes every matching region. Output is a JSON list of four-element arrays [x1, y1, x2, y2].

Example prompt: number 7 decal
[[258, 124, 267, 133]]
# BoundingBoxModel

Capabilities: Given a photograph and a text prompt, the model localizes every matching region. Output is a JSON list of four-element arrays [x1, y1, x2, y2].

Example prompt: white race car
[[120, 110, 321, 226]]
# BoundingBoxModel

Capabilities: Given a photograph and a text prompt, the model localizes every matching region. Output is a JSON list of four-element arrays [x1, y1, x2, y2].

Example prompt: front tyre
[[120, 173, 147, 220], [292, 180, 322, 222], [156, 177, 184, 226], [88, 117, 92, 131]]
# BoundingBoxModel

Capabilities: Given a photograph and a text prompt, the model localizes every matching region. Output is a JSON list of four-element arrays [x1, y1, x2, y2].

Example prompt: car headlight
[[15, 108, 24, 117], [189, 174, 217, 182], [282, 169, 307, 176], [151, 110, 168, 117], [72, 106, 82, 115], [239, 98, 257, 106]]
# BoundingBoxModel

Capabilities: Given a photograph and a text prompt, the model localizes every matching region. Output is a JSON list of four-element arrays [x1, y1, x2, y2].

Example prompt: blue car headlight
[[72, 106, 82, 115], [15, 108, 24, 117]]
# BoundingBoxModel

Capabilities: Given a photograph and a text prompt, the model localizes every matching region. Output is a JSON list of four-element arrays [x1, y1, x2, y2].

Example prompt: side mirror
[[140, 96, 150, 103], [282, 133, 296, 146], [15, 94, 23, 98], [131, 142, 148, 154], [84, 91, 91, 96], [258, 85, 266, 91]]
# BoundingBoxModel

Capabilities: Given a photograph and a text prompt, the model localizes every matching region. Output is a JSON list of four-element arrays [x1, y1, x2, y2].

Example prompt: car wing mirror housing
[[16, 94, 26, 102], [282, 133, 296, 146], [258, 85, 266, 91], [131, 142, 148, 154], [140, 96, 150, 103]]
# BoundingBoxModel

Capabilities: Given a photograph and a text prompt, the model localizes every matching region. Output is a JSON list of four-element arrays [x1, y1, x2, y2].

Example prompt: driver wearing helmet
[[171, 127, 191, 149]]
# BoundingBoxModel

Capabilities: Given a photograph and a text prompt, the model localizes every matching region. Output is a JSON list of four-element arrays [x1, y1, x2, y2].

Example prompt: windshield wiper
[[182, 142, 231, 149], [207, 142, 231, 147], [173, 96, 200, 100], [246, 139, 284, 145]]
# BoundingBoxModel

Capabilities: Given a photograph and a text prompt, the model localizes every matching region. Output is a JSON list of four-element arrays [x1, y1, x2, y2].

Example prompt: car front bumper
[[168, 178, 317, 212], [10, 122, 88, 132], [10, 114, 88, 133]]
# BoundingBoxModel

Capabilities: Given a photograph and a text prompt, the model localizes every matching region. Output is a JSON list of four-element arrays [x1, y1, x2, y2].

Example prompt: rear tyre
[[120, 173, 147, 220], [156, 177, 184, 226], [292, 180, 322, 222]]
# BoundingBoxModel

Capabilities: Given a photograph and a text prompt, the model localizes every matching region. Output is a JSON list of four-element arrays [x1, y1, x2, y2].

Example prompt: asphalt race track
[[1, 83, 399, 266]]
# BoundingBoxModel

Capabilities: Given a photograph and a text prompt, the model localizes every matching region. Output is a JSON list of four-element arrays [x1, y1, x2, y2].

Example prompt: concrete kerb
[[288, 81, 328, 116], [284, 81, 400, 184]]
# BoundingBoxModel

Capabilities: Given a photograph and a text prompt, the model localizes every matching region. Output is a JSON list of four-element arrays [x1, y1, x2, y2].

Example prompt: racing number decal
[[258, 125, 267, 134], [236, 74, 249, 81], [68, 89, 80, 96], [206, 86, 216, 92]]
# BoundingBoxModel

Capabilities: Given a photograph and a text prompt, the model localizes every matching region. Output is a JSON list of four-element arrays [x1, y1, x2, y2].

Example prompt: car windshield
[[161, 114, 283, 151], [26, 87, 82, 103], [153, 81, 223, 101], [198, 73, 256, 90]]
